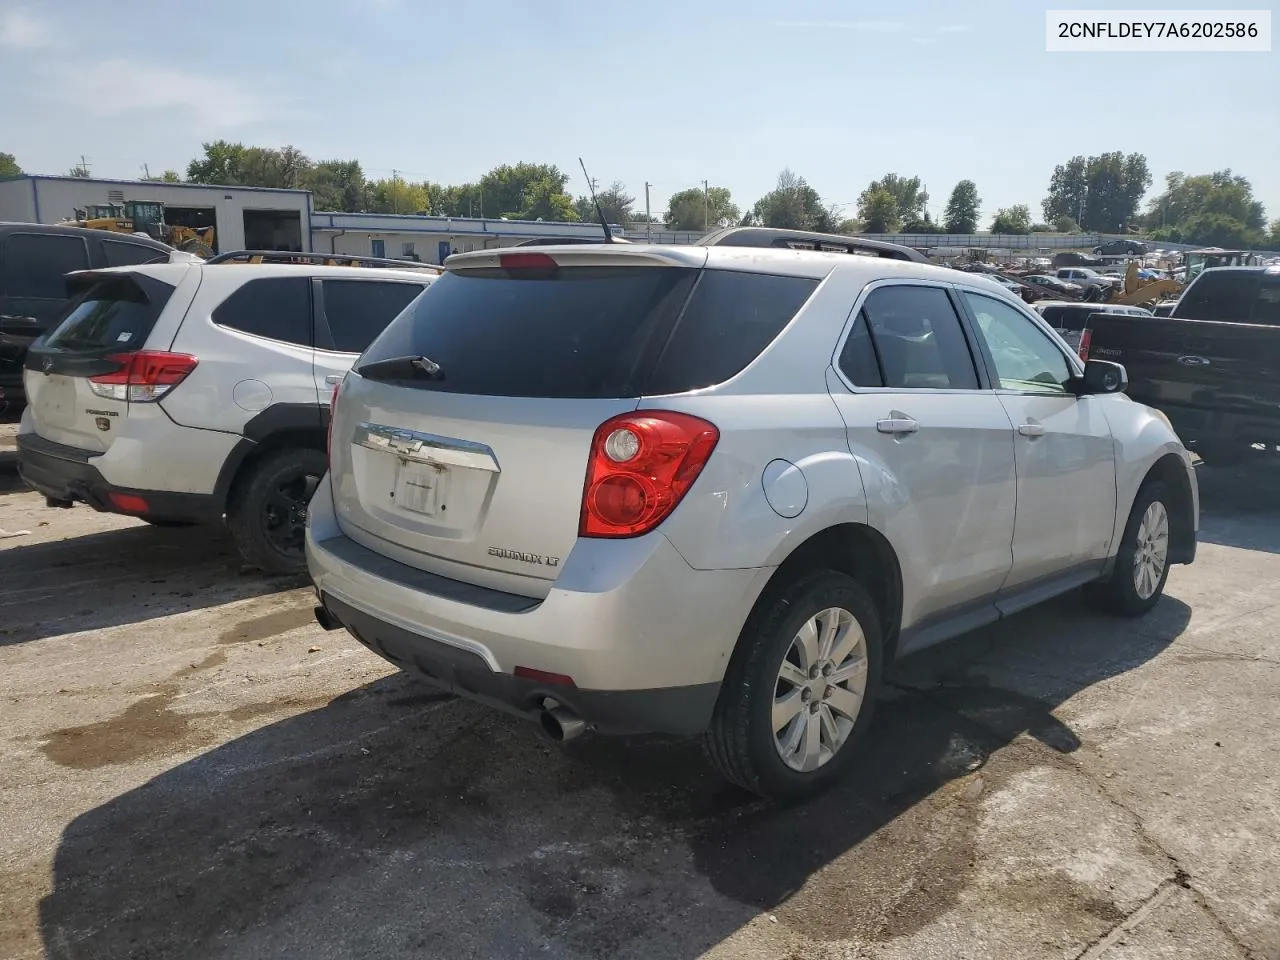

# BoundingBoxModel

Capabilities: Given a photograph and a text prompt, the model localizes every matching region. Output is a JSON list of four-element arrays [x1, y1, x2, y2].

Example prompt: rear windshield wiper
[[357, 354, 445, 381]]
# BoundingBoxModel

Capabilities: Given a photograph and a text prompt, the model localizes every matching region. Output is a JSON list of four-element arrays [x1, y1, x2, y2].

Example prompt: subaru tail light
[[580, 411, 719, 538], [88, 351, 197, 402]]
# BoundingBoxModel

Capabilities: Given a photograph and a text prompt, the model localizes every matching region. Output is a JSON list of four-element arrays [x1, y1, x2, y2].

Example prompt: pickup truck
[[1083, 265, 1280, 464]]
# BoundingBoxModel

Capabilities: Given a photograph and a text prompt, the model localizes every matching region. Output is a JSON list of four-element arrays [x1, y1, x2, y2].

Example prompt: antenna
[[578, 158, 614, 244]]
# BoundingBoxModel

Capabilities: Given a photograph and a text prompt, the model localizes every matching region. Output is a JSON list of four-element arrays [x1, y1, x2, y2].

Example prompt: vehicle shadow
[[0, 524, 303, 646], [1194, 459, 1280, 554], [37, 592, 1190, 959], [0, 450, 22, 493]]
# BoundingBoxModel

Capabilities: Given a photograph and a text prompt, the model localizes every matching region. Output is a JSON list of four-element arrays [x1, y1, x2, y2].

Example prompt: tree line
[[2, 145, 1278, 248]]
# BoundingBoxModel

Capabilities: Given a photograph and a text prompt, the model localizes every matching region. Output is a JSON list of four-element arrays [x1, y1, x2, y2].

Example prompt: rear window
[[320, 279, 426, 353], [1, 233, 90, 298], [43, 275, 175, 353], [1175, 271, 1259, 322], [359, 267, 817, 398]]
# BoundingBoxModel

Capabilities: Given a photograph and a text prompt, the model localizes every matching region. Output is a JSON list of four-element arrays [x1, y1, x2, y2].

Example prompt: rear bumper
[[305, 475, 770, 735], [318, 592, 720, 735], [16, 432, 222, 522]]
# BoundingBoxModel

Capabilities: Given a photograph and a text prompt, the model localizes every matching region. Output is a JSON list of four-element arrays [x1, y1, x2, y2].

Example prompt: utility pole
[[702, 179, 710, 234], [142, 163, 151, 180], [644, 182, 652, 243]]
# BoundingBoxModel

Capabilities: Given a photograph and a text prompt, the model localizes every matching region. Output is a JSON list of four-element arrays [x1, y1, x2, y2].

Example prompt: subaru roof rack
[[697, 227, 928, 263], [204, 250, 444, 272]]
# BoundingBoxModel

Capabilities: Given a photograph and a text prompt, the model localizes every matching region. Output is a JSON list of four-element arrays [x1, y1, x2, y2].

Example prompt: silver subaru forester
[[307, 230, 1197, 801]]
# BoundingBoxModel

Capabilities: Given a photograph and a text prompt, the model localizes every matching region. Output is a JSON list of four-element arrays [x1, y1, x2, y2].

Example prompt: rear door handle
[[1018, 423, 1046, 438], [876, 417, 919, 435]]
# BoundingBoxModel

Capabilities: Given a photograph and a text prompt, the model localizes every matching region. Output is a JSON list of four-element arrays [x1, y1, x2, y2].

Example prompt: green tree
[[991, 204, 1032, 234], [1053, 215, 1080, 233], [665, 185, 740, 232], [1042, 152, 1151, 232], [473, 162, 578, 221], [752, 170, 833, 232], [369, 176, 432, 215], [304, 160, 367, 212], [858, 173, 928, 227], [0, 152, 21, 178], [1269, 218, 1280, 248], [858, 186, 900, 234], [186, 140, 247, 184], [942, 180, 980, 234], [1145, 170, 1267, 247], [902, 212, 942, 233], [574, 181, 635, 226], [67, 161, 91, 178]]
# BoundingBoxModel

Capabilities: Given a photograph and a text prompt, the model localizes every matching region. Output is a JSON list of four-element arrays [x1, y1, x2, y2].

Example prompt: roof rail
[[697, 227, 929, 263], [204, 250, 444, 272]]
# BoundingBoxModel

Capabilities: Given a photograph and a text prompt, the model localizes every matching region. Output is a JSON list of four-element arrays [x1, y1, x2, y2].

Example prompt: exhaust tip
[[540, 706, 586, 743]]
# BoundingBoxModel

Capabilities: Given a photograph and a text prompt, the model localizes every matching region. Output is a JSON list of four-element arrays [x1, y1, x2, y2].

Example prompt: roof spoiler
[[205, 250, 444, 273], [697, 227, 928, 263]]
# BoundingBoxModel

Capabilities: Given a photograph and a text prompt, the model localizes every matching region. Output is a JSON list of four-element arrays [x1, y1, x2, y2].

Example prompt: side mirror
[[1075, 358, 1127, 396]]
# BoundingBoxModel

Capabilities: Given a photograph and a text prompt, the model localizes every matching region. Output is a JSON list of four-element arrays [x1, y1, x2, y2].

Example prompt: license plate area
[[392, 458, 450, 517]]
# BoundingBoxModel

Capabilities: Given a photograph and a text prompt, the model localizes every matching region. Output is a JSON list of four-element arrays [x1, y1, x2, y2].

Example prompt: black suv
[[0, 223, 174, 406]]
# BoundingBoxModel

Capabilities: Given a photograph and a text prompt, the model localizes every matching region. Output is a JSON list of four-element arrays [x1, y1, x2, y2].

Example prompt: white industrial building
[[0, 174, 624, 263], [311, 211, 619, 264], [0, 175, 313, 253]]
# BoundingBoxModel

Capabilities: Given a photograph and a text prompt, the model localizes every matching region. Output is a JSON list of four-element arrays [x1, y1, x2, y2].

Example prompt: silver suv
[[307, 235, 1198, 800]]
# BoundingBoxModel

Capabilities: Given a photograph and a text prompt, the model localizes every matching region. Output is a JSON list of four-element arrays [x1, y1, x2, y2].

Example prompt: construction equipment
[[1105, 262, 1183, 307], [63, 199, 216, 258]]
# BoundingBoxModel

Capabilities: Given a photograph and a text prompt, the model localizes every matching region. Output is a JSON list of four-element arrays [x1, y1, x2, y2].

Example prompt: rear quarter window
[[102, 239, 168, 267], [644, 270, 819, 394]]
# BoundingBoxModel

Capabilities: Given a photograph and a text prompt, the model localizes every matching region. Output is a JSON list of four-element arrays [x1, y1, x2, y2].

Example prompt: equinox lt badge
[[488, 547, 560, 568]]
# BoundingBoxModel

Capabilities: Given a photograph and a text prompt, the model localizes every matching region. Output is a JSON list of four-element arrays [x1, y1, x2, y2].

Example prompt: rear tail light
[[580, 411, 719, 538], [88, 351, 197, 402], [498, 252, 558, 271], [1078, 328, 1092, 361]]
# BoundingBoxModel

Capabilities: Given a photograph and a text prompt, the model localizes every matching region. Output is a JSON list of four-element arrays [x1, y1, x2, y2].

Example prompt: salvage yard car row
[[15, 226, 1200, 801]]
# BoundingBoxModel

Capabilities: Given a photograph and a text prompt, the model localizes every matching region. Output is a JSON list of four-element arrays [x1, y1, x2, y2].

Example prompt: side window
[[212, 277, 312, 346], [963, 292, 1073, 394], [1, 234, 90, 298], [321, 279, 426, 354], [1251, 280, 1280, 325], [854, 285, 979, 390], [102, 240, 168, 267]]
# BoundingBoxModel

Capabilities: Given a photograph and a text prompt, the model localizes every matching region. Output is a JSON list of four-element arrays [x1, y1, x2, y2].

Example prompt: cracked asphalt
[[1, 415, 1278, 960]]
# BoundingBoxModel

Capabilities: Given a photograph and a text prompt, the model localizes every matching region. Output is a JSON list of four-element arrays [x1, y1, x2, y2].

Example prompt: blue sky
[[1, 0, 1276, 224]]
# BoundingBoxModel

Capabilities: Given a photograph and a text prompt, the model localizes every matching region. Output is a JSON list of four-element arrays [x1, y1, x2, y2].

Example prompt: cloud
[[42, 59, 308, 129], [935, 24, 971, 33], [0, 7, 50, 48], [912, 36, 938, 44], [773, 20, 905, 31]]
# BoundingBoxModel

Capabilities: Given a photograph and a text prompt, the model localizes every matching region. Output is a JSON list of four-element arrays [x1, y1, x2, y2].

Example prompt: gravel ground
[[1, 415, 1278, 960]]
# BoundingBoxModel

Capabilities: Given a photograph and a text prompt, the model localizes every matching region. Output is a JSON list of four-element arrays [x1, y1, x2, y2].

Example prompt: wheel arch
[[213, 405, 327, 514], [1140, 452, 1197, 565], [745, 523, 905, 659]]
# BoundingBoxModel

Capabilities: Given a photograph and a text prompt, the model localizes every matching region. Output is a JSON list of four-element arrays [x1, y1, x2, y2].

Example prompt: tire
[[1091, 480, 1172, 617], [704, 570, 884, 802], [227, 447, 326, 576]]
